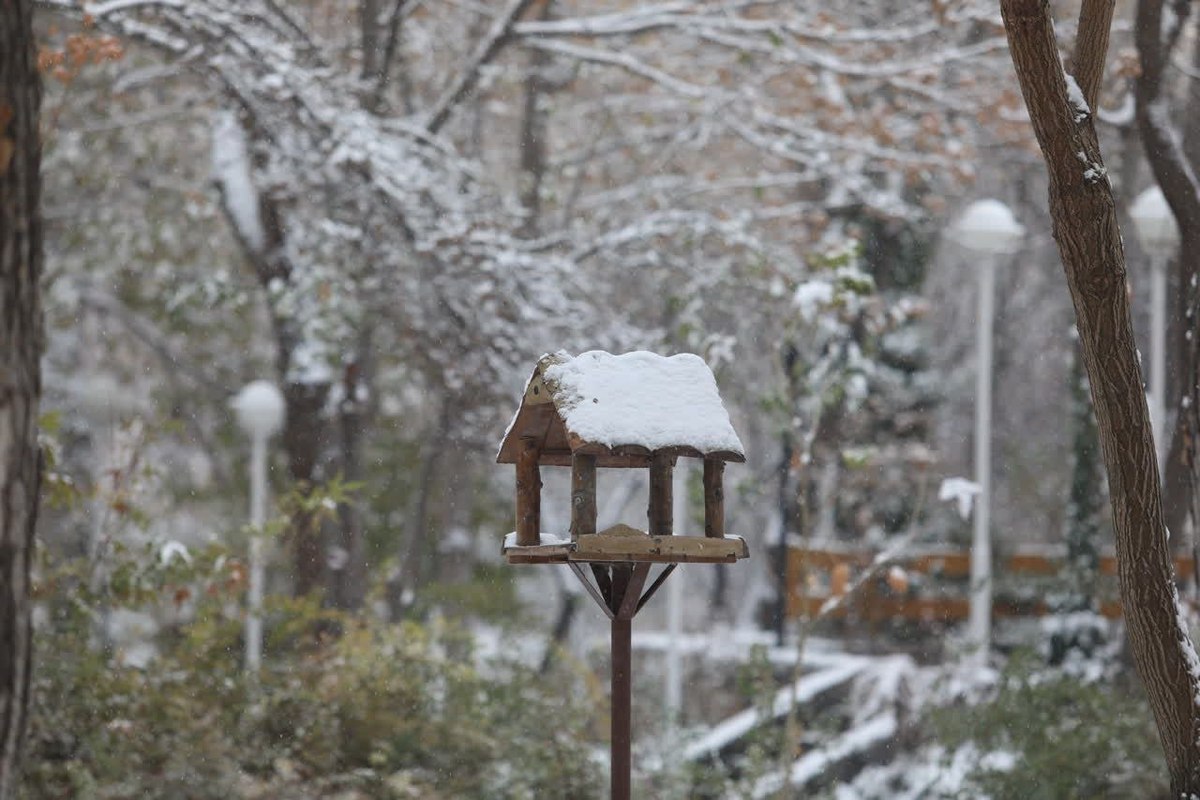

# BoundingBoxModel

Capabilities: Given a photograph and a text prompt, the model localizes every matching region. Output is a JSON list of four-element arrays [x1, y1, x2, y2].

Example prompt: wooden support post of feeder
[[571, 452, 597, 540], [611, 613, 633, 800], [703, 458, 725, 538], [648, 452, 674, 536], [515, 438, 542, 546]]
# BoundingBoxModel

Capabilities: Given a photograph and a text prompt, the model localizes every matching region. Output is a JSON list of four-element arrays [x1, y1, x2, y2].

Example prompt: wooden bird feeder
[[496, 350, 748, 800]]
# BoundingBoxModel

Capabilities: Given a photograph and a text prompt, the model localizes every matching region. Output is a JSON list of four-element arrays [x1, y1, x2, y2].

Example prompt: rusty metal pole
[[611, 615, 632, 800]]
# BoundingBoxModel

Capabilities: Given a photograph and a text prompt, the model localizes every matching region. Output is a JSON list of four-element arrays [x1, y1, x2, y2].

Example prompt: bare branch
[[370, 0, 414, 109], [524, 38, 707, 98], [424, 0, 536, 134]]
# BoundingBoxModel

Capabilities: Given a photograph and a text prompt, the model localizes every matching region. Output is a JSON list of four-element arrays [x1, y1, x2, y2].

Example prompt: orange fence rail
[[786, 545, 1196, 623]]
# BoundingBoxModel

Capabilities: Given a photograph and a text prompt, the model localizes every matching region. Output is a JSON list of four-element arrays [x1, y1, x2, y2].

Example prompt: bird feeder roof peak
[[496, 350, 745, 466]]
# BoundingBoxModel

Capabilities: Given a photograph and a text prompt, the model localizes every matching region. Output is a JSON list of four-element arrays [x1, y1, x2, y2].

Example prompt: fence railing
[[786, 545, 1196, 622]]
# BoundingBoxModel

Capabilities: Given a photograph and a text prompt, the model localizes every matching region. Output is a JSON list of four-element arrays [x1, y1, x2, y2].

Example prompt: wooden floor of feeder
[[502, 524, 749, 565]]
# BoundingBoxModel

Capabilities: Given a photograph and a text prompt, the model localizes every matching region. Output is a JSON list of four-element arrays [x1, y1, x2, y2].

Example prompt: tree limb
[[1135, 0, 1200, 547], [369, 0, 413, 111], [1070, 0, 1113, 109], [425, 0, 536, 134]]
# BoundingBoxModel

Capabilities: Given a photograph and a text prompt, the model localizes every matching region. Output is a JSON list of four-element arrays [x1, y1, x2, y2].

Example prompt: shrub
[[23, 555, 602, 799], [929, 652, 1167, 799]]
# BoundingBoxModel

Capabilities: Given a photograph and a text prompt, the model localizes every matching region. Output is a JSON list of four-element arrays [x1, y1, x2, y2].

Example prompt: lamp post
[[952, 199, 1024, 665], [231, 380, 286, 675], [1130, 186, 1180, 473]]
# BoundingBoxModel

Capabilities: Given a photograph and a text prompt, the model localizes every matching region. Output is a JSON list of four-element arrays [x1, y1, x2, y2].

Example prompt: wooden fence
[[786, 545, 1196, 623]]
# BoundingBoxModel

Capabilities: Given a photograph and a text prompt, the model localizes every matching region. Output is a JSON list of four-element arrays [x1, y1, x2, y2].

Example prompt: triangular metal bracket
[[568, 562, 678, 621]]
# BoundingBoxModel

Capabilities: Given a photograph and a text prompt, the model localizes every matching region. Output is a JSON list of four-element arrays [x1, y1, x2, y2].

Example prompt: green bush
[[930, 652, 1167, 799], [23, 557, 603, 800]]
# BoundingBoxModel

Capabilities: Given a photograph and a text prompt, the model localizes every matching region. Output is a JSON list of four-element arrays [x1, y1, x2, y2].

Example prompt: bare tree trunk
[[517, 0, 554, 238], [212, 111, 335, 600], [773, 346, 800, 645], [0, 2, 43, 795], [1002, 0, 1200, 792], [1136, 0, 1200, 547], [283, 381, 331, 597], [359, 0, 382, 82], [330, 352, 369, 611], [387, 402, 452, 616]]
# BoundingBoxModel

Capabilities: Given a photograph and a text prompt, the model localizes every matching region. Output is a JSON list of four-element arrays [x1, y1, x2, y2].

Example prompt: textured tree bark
[[1001, 0, 1200, 792], [1067, 0, 1112, 109], [0, 2, 43, 796]]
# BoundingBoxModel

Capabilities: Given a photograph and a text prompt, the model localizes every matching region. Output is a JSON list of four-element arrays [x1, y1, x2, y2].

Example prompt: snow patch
[[794, 279, 835, 321], [938, 477, 981, 520], [211, 111, 266, 252], [1065, 74, 1090, 122], [1169, 581, 1200, 712], [684, 656, 869, 761], [502, 532, 571, 548]]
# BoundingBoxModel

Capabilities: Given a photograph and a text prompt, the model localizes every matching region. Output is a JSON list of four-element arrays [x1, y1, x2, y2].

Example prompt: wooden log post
[[515, 438, 542, 546], [570, 452, 597, 541], [703, 458, 725, 538], [648, 453, 673, 536]]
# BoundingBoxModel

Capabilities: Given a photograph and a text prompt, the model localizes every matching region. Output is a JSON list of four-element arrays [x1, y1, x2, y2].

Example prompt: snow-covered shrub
[[929, 651, 1166, 799]]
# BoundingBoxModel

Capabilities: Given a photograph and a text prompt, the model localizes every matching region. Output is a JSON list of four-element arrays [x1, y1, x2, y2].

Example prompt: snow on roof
[[541, 350, 744, 458]]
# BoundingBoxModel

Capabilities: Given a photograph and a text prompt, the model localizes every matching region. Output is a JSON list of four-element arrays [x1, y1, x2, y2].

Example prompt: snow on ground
[[684, 655, 871, 761], [632, 627, 851, 667], [751, 711, 898, 798], [832, 743, 977, 800]]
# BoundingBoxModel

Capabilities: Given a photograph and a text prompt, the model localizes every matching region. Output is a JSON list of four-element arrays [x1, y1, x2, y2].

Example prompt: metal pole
[[611, 616, 632, 800], [1151, 254, 1167, 474], [246, 434, 267, 674], [969, 257, 995, 665]]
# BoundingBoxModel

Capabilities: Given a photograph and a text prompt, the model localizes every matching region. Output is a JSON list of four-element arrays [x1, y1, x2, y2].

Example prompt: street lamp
[[1130, 186, 1180, 473], [231, 380, 286, 675], [951, 199, 1024, 665]]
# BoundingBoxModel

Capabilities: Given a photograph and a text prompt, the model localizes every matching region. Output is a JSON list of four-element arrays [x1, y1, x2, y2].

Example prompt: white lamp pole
[[231, 380, 286, 675], [952, 199, 1024, 665], [1130, 186, 1180, 474]]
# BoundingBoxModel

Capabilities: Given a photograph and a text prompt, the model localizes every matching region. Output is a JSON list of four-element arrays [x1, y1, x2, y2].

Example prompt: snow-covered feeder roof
[[496, 351, 745, 467]]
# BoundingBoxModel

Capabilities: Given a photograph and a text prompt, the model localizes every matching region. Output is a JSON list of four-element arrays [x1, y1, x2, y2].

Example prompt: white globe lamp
[[1131, 186, 1180, 258], [232, 380, 286, 441], [953, 199, 1025, 256]]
